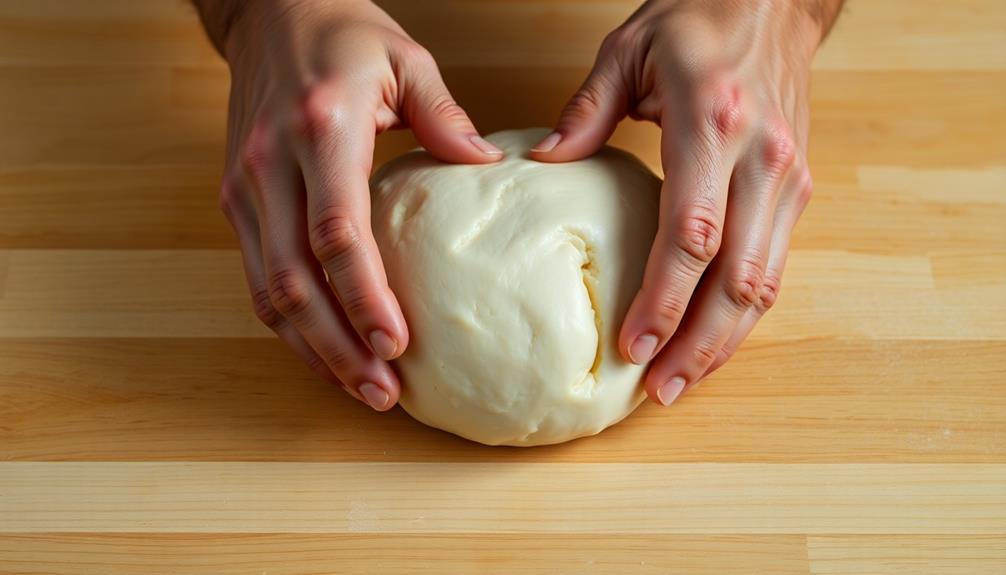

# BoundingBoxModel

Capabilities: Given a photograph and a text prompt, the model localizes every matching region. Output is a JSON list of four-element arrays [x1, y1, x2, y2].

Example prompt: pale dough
[[371, 128, 660, 446]]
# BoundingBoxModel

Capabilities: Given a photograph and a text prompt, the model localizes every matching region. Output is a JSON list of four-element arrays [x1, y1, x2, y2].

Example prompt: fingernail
[[469, 135, 503, 156], [657, 377, 686, 406], [368, 330, 398, 360], [628, 333, 659, 364], [359, 382, 391, 411], [530, 131, 562, 153]]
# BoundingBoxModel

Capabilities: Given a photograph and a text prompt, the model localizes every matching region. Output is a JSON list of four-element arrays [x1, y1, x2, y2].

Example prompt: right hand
[[217, 0, 503, 411]]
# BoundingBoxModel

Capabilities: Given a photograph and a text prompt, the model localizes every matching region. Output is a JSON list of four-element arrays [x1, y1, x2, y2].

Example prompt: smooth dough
[[371, 128, 660, 446]]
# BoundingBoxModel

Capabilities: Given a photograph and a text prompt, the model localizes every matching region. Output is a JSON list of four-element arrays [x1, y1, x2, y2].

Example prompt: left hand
[[530, 0, 833, 405]]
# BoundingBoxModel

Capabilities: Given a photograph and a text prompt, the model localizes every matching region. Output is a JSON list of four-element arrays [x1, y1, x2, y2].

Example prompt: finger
[[242, 118, 400, 411], [643, 124, 796, 406], [528, 41, 628, 162], [293, 84, 410, 362], [618, 85, 747, 367], [394, 46, 504, 162], [218, 172, 365, 402], [702, 165, 813, 379]]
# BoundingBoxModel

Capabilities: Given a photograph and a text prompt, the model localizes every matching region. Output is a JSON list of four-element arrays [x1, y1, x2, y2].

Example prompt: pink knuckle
[[218, 179, 238, 217], [725, 257, 765, 309], [310, 208, 363, 267], [316, 342, 352, 373], [707, 348, 733, 374], [717, 345, 736, 364], [296, 86, 339, 142], [599, 27, 632, 55], [427, 94, 469, 124], [758, 272, 782, 312], [797, 170, 814, 208], [240, 123, 275, 184], [411, 46, 438, 70], [698, 80, 746, 143], [713, 100, 745, 141], [304, 353, 330, 375], [692, 338, 720, 366], [397, 39, 435, 67], [763, 128, 796, 177], [339, 286, 377, 317], [251, 288, 283, 328], [675, 207, 722, 266], [565, 84, 607, 119], [267, 268, 312, 317], [653, 288, 688, 323]]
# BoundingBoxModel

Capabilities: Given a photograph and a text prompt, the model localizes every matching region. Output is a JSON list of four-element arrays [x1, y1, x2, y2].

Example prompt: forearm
[[190, 0, 249, 56]]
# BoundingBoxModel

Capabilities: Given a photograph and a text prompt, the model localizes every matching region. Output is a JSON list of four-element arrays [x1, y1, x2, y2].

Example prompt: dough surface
[[371, 128, 660, 446]]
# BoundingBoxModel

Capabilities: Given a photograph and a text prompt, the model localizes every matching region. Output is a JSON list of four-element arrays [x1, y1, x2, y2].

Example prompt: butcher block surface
[[0, 1, 1004, 573]]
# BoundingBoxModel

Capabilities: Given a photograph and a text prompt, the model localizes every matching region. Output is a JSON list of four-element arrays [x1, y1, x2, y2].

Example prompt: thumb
[[530, 57, 628, 163], [400, 51, 502, 164]]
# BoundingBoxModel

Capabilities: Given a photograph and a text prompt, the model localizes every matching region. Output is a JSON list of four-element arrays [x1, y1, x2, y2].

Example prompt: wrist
[[221, 0, 302, 64], [219, 0, 375, 64], [796, 0, 845, 45], [192, 0, 255, 57]]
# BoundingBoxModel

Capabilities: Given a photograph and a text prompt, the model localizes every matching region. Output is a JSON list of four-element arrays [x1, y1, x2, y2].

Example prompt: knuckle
[[267, 268, 313, 317], [717, 345, 736, 364], [426, 93, 469, 124], [304, 352, 330, 375], [315, 342, 352, 373], [240, 122, 274, 184], [218, 178, 238, 217], [564, 83, 607, 120], [296, 85, 341, 142], [695, 79, 747, 144], [650, 286, 688, 324], [757, 271, 782, 312], [725, 256, 765, 309], [674, 204, 722, 266], [404, 42, 437, 69], [796, 170, 814, 209], [338, 285, 376, 317], [251, 287, 284, 329], [713, 100, 745, 142], [599, 26, 632, 56], [762, 124, 797, 177], [692, 338, 720, 366], [310, 207, 363, 268]]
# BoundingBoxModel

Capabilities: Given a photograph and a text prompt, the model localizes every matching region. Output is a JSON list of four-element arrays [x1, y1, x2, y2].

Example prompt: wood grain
[[0, 534, 811, 575], [1, 249, 1003, 339], [1, 338, 1002, 463], [0, 0, 1004, 572], [806, 535, 1006, 575], [2, 463, 1003, 533]]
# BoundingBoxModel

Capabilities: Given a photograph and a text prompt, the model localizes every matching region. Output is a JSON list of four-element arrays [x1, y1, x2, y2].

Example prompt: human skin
[[192, 0, 503, 411], [193, 0, 843, 412], [530, 0, 844, 406]]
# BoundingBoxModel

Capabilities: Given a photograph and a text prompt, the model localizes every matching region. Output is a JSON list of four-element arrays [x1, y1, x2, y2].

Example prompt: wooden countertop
[[1, 0, 1004, 572]]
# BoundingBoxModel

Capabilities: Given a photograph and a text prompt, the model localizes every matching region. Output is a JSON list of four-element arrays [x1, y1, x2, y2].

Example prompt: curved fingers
[[292, 84, 411, 363], [642, 123, 796, 406], [618, 85, 749, 367], [243, 117, 401, 411], [219, 172, 367, 401], [700, 164, 813, 381]]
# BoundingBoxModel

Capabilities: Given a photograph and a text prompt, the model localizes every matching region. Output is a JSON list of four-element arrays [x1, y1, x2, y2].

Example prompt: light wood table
[[1, 1, 1004, 573]]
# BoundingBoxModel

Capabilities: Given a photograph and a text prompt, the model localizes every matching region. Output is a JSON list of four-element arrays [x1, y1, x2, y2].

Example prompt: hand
[[531, 0, 841, 405], [212, 0, 502, 410]]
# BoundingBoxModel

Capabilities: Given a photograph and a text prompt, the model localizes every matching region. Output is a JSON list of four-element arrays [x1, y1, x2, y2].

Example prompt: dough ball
[[371, 128, 660, 446]]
